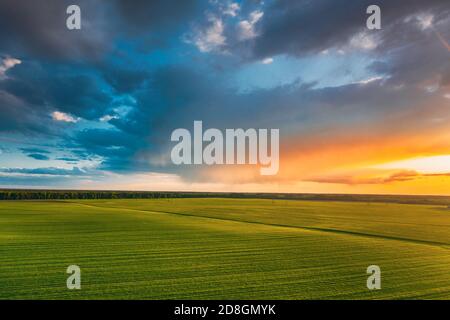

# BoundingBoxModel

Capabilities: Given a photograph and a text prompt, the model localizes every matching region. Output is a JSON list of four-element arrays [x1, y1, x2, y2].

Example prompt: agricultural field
[[0, 198, 450, 299]]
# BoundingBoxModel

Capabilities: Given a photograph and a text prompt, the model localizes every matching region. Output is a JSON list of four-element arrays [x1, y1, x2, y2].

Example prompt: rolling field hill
[[0, 198, 449, 299]]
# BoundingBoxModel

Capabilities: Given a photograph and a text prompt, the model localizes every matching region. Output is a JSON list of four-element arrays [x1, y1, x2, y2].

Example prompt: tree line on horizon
[[0, 189, 450, 206]]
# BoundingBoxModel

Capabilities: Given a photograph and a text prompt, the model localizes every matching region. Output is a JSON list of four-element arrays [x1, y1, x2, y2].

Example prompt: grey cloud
[[1, 0, 449, 186], [0, 0, 113, 61], [0, 0, 201, 61], [76, 63, 449, 180], [252, 0, 449, 59], [99, 65, 150, 94], [68, 128, 144, 172], [114, 0, 200, 33], [0, 89, 51, 134], [1, 61, 113, 121]]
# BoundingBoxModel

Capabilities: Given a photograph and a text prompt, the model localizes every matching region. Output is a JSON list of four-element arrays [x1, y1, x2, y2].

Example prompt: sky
[[0, 0, 449, 195]]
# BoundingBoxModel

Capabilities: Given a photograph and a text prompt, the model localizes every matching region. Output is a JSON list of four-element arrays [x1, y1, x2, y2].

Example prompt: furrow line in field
[[70, 202, 450, 249]]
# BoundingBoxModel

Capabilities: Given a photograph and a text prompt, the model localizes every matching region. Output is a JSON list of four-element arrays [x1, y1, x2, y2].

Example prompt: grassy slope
[[0, 198, 449, 299]]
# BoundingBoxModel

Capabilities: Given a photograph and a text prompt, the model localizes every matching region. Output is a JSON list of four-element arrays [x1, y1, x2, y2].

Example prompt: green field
[[1, 198, 450, 299]]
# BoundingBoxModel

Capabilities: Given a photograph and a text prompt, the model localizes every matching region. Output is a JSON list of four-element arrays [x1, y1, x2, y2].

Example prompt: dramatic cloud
[[114, 0, 199, 33], [0, 0, 111, 60], [0, 0, 449, 193], [252, 0, 449, 59], [0, 0, 200, 60], [0, 60, 113, 123], [0, 89, 50, 134]]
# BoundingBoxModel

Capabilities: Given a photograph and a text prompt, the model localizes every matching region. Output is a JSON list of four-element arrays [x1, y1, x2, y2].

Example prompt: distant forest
[[1, 189, 450, 206]]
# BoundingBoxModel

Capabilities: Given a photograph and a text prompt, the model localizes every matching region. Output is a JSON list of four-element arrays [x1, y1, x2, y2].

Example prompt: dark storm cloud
[[0, 0, 198, 135], [111, 0, 201, 53], [100, 66, 150, 94], [126, 64, 431, 137], [252, 0, 449, 59], [0, 65, 119, 147], [108, 65, 248, 153], [73, 58, 448, 179], [0, 89, 51, 134], [0, 0, 113, 60], [68, 128, 144, 172], [114, 0, 200, 33], [63, 66, 231, 173], [0, 0, 201, 60], [0, 61, 112, 121], [369, 29, 450, 86]]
